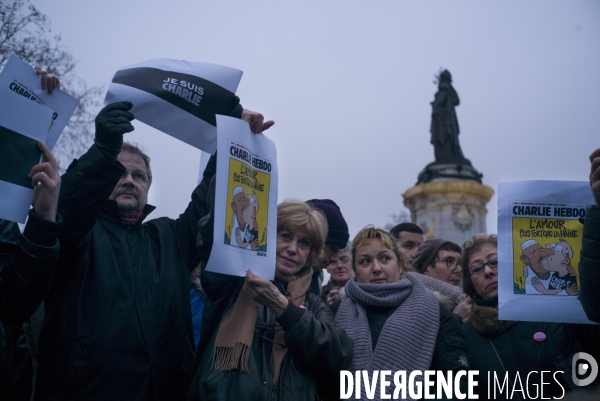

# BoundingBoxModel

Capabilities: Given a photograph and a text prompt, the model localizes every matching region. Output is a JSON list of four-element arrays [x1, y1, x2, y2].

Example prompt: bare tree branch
[[384, 209, 411, 231], [1, 0, 102, 171]]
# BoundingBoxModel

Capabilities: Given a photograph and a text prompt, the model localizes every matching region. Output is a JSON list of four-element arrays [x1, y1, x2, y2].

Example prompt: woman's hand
[[326, 289, 339, 307], [453, 295, 473, 323], [245, 270, 288, 317]]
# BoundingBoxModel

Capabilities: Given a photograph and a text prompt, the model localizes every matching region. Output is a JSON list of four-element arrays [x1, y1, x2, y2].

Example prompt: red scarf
[[119, 210, 144, 225]]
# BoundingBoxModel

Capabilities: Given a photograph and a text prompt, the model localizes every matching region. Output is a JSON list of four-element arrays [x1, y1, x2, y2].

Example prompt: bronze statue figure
[[416, 69, 481, 184], [430, 70, 467, 164]]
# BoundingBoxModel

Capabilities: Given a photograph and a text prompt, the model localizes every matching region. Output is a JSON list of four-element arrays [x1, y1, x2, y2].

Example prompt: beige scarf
[[212, 267, 312, 384]]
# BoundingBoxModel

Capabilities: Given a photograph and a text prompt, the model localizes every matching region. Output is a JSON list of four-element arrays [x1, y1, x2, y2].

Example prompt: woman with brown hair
[[460, 234, 599, 399]]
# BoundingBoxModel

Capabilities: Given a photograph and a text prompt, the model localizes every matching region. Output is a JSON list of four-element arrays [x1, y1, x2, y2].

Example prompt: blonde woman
[[335, 226, 469, 399], [190, 200, 352, 400]]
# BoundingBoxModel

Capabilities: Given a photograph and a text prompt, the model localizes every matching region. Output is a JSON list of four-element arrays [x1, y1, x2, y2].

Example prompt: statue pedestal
[[403, 180, 494, 245], [416, 162, 482, 185]]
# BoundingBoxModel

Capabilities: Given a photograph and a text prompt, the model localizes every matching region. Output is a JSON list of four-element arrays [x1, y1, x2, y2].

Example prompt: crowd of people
[[1, 68, 600, 401]]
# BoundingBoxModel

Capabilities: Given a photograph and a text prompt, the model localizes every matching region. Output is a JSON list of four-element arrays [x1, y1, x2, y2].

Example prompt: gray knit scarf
[[406, 271, 464, 311], [335, 275, 440, 401]]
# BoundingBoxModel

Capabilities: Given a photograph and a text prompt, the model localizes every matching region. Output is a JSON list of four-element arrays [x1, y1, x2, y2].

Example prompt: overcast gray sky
[[31, 0, 600, 240]]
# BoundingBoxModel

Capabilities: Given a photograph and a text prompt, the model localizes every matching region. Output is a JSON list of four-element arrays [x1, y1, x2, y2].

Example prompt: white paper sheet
[[104, 58, 243, 154], [0, 54, 80, 150], [498, 180, 596, 324], [0, 88, 56, 223], [205, 115, 278, 279]]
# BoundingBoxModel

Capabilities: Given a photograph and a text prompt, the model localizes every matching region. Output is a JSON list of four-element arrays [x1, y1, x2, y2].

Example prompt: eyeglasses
[[432, 258, 460, 270], [468, 259, 498, 276]]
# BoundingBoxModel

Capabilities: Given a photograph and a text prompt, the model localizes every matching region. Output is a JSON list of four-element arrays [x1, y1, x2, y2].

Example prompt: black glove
[[94, 102, 135, 161]]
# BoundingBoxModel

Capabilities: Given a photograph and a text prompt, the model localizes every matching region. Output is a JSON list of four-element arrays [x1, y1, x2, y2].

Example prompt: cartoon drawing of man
[[242, 192, 259, 245], [229, 186, 258, 250], [531, 240, 578, 296], [520, 239, 554, 294]]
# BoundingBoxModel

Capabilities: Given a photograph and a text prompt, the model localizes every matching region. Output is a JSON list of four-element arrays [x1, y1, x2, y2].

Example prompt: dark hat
[[307, 199, 349, 247], [411, 239, 450, 273]]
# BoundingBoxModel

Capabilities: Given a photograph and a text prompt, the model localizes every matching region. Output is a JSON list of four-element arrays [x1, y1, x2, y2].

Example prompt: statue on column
[[416, 69, 482, 184], [430, 70, 468, 164]]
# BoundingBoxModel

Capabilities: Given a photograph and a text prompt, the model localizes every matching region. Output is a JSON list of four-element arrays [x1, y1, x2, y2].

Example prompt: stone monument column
[[403, 70, 494, 244], [403, 179, 494, 245]]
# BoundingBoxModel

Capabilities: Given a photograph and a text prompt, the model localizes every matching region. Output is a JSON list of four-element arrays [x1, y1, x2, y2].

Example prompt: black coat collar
[[100, 200, 156, 226]]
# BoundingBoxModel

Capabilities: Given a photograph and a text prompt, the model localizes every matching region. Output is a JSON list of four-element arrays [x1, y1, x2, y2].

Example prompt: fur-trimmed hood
[[469, 301, 517, 337]]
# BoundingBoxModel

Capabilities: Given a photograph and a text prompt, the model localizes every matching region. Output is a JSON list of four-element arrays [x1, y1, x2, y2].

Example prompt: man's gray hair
[[340, 241, 352, 253]]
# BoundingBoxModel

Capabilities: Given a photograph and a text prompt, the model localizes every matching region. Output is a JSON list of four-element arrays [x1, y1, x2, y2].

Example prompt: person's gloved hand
[[94, 102, 135, 160]]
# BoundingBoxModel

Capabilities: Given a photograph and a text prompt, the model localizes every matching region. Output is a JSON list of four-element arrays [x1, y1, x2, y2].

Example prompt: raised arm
[[591, 148, 600, 208], [580, 148, 600, 322], [0, 143, 62, 325], [57, 102, 134, 265]]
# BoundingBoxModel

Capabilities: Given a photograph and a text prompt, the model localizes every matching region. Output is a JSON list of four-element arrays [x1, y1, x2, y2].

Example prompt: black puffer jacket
[[0, 212, 61, 326], [580, 205, 600, 323], [462, 303, 600, 400], [188, 269, 352, 401]]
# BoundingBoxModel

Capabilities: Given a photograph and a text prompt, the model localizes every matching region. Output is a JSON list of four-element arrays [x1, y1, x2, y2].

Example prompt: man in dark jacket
[[0, 141, 62, 325], [580, 147, 600, 323], [306, 199, 350, 297], [35, 100, 273, 401], [0, 141, 62, 401]]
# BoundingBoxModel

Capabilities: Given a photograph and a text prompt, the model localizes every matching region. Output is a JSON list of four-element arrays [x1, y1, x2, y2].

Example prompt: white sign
[[0, 88, 56, 223], [0, 54, 80, 150], [498, 180, 596, 324], [105, 58, 243, 154], [205, 115, 278, 279]]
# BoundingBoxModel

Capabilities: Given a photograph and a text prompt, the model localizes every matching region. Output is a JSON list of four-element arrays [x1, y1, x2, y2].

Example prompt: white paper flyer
[[0, 54, 80, 150], [104, 58, 243, 154], [205, 115, 278, 279], [498, 180, 596, 324], [0, 88, 56, 223]]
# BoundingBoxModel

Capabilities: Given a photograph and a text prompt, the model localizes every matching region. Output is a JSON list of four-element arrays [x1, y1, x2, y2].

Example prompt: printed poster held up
[[498, 180, 596, 324], [0, 88, 56, 223], [0, 55, 80, 150], [104, 58, 243, 154], [205, 115, 278, 280]]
